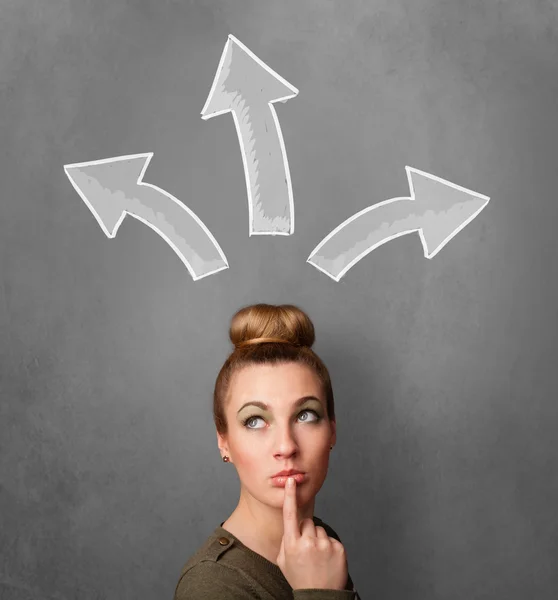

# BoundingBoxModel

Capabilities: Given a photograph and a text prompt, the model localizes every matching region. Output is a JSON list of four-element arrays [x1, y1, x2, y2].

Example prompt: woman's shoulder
[[174, 559, 260, 600], [173, 518, 359, 600], [173, 526, 262, 600]]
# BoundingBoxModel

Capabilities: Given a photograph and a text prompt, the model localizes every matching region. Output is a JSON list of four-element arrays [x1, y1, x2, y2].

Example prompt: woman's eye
[[243, 416, 262, 429], [243, 409, 319, 429]]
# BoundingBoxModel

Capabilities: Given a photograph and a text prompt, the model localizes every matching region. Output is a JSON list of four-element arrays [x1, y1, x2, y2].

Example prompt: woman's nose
[[274, 427, 299, 455]]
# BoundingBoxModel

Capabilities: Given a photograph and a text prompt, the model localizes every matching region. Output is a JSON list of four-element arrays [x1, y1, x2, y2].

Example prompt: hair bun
[[230, 303, 315, 350]]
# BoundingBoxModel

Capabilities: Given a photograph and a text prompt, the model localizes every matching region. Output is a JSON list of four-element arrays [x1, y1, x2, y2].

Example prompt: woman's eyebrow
[[237, 395, 321, 414]]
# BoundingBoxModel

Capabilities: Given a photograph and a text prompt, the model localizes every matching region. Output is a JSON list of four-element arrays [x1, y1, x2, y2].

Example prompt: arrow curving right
[[307, 167, 490, 282], [64, 153, 229, 281]]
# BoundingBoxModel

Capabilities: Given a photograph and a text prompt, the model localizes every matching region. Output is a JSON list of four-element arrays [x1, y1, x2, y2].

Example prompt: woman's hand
[[276, 477, 348, 591]]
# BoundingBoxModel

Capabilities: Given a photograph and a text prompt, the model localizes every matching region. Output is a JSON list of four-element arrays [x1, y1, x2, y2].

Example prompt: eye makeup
[[237, 398, 324, 428], [236, 395, 322, 415], [241, 408, 322, 429]]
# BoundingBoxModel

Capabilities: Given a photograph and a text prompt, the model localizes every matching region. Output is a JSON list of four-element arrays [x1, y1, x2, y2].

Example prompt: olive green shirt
[[174, 516, 361, 599]]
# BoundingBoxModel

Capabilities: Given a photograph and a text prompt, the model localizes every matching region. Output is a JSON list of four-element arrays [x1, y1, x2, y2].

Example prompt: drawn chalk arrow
[[201, 34, 299, 236], [307, 167, 490, 282], [64, 153, 229, 281]]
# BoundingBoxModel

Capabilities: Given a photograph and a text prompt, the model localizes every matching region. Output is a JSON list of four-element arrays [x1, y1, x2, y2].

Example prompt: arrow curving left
[[64, 153, 229, 281]]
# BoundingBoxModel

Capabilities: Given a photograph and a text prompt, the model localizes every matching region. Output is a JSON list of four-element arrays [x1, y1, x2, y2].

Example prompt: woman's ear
[[216, 429, 228, 454]]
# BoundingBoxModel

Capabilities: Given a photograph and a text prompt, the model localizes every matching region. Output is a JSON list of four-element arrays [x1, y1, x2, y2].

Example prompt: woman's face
[[217, 362, 336, 509]]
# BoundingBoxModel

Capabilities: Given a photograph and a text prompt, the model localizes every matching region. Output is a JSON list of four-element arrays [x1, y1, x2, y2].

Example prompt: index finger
[[282, 477, 300, 541]]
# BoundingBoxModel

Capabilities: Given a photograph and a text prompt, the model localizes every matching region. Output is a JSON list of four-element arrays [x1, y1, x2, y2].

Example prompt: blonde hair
[[213, 303, 336, 435]]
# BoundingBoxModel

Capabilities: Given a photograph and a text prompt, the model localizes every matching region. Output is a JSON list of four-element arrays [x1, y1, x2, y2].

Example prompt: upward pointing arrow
[[307, 167, 490, 282], [201, 34, 299, 236], [64, 153, 229, 281]]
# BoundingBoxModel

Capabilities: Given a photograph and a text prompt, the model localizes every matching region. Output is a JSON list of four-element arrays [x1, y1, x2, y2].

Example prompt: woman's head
[[214, 303, 337, 510]]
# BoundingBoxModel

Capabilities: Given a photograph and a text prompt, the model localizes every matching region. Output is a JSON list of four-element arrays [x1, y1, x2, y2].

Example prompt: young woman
[[174, 303, 361, 599]]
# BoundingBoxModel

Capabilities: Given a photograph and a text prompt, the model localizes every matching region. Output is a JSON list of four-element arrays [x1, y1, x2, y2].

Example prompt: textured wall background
[[1, 1, 557, 598]]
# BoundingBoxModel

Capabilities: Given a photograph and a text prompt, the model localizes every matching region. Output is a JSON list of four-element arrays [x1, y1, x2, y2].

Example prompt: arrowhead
[[201, 34, 298, 119], [407, 167, 490, 258], [64, 154, 151, 237]]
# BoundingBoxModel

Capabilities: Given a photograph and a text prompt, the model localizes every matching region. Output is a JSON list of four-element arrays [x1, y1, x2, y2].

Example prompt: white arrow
[[201, 34, 299, 236], [307, 167, 490, 282], [64, 153, 229, 281]]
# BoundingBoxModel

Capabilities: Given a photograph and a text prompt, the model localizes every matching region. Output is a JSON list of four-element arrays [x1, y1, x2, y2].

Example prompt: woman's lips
[[271, 472, 306, 486]]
